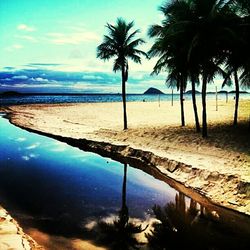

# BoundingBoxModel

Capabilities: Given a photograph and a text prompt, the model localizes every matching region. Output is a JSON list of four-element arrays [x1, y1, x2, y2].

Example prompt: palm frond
[[97, 18, 146, 74]]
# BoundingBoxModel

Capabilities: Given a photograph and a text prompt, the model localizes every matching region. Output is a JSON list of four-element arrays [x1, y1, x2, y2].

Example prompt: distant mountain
[[1, 91, 23, 96], [229, 90, 249, 94], [185, 90, 201, 94], [144, 87, 164, 95]]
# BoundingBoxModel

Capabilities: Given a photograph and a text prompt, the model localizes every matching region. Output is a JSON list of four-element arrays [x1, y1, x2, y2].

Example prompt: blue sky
[[0, 0, 230, 93]]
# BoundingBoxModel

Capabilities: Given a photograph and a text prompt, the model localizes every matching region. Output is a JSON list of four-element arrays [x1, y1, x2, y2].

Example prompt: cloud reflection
[[26, 142, 40, 149], [22, 155, 30, 161], [21, 153, 39, 161], [51, 141, 67, 152], [29, 153, 39, 159], [16, 137, 26, 142]]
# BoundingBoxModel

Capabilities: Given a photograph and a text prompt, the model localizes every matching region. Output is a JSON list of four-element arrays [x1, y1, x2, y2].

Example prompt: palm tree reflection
[[93, 163, 147, 250], [146, 192, 249, 250]]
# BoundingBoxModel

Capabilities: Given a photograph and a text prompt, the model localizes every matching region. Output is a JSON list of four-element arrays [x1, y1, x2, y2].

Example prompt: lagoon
[[0, 115, 249, 249]]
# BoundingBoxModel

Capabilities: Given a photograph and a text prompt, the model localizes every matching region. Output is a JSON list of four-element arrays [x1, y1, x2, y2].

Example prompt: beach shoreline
[[1, 99, 250, 216], [0, 205, 41, 249]]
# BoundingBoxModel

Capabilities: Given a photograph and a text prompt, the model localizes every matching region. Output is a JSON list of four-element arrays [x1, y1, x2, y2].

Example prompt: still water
[[0, 115, 249, 249]]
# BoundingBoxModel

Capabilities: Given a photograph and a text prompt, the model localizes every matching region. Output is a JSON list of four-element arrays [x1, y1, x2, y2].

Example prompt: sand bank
[[2, 99, 250, 215], [0, 206, 41, 249]]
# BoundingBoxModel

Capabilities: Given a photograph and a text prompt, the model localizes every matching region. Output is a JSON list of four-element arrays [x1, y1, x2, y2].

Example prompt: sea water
[[1, 92, 249, 106]]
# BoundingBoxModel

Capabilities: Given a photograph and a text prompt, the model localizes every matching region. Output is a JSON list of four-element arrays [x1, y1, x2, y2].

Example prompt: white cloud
[[5, 44, 23, 51], [30, 77, 49, 82], [17, 24, 35, 32], [47, 31, 99, 45], [55, 60, 112, 72], [72, 83, 119, 92], [12, 75, 28, 80], [69, 49, 83, 59], [72, 83, 87, 90], [0, 83, 62, 88], [14, 35, 37, 42], [13, 44, 23, 49], [82, 75, 103, 80]]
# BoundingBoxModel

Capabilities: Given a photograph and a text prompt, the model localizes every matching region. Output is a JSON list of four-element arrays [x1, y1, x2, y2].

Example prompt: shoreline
[[0, 205, 41, 249], [1, 99, 249, 216]]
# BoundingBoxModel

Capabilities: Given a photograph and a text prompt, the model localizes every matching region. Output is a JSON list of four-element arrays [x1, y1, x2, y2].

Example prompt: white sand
[[0, 206, 41, 249]]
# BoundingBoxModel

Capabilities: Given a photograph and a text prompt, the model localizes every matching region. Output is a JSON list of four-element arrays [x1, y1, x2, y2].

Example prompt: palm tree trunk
[[122, 163, 127, 209], [180, 79, 185, 126], [202, 74, 208, 138], [121, 66, 128, 130], [119, 163, 128, 228], [233, 70, 239, 126], [191, 76, 200, 132]]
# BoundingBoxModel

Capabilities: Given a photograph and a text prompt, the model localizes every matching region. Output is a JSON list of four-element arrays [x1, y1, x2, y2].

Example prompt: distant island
[[144, 87, 164, 95], [229, 90, 249, 94], [185, 90, 201, 94], [218, 90, 228, 94], [1, 91, 23, 96], [184, 90, 249, 95]]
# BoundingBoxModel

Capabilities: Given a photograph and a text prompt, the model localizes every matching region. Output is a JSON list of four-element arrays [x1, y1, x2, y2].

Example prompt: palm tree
[[148, 24, 186, 126], [97, 18, 147, 130], [148, 1, 198, 130], [160, 0, 238, 137], [238, 0, 250, 113], [190, 73, 201, 132], [167, 71, 187, 127], [183, 0, 237, 137], [222, 0, 250, 126]]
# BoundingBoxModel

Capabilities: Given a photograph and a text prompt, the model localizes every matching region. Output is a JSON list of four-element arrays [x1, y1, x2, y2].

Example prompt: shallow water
[[0, 116, 249, 249]]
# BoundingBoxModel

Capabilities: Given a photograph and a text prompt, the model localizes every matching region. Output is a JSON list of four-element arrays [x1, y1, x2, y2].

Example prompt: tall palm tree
[[166, 70, 187, 127], [148, 1, 199, 130], [183, 0, 236, 137], [97, 18, 147, 130], [190, 72, 201, 132], [215, 0, 250, 127], [237, 0, 250, 119], [156, 0, 237, 137], [148, 23, 186, 127], [222, 0, 250, 126]]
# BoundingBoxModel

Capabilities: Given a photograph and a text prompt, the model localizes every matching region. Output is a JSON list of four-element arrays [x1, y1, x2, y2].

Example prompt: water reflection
[[0, 116, 250, 249], [146, 192, 250, 250], [90, 164, 148, 250]]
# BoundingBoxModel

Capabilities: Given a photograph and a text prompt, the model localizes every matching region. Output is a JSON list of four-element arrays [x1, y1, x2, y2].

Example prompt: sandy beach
[[3, 99, 250, 215]]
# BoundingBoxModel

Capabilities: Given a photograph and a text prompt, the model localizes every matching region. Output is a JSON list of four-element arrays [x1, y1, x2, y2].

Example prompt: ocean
[[0, 92, 249, 106]]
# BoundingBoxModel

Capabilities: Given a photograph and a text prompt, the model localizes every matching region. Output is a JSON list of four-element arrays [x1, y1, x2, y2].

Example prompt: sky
[[0, 0, 231, 94]]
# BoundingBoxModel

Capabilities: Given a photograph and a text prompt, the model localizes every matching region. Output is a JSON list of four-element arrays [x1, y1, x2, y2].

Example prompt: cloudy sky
[[0, 0, 227, 94]]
